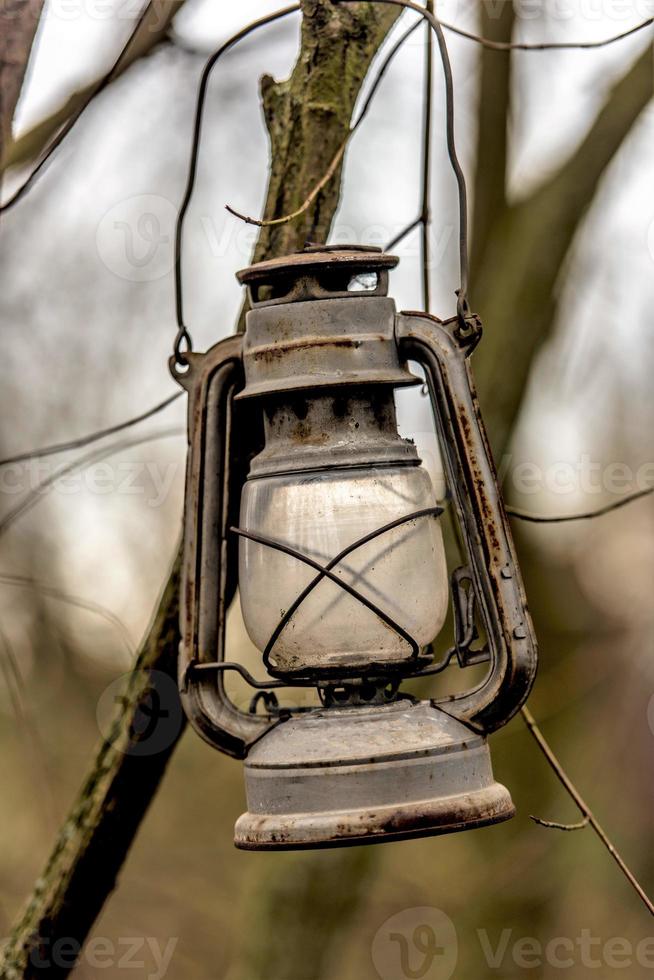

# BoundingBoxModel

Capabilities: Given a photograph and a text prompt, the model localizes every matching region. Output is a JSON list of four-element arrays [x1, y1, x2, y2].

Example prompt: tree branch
[[0, 552, 184, 979], [469, 0, 514, 285], [250, 0, 402, 259], [521, 706, 654, 916], [2, 0, 187, 174], [0, 0, 45, 166], [472, 43, 653, 452]]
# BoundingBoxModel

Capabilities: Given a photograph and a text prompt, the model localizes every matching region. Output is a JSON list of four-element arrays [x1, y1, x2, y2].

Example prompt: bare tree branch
[[469, 0, 514, 284], [251, 0, 402, 260], [0, 0, 45, 165], [0, 554, 184, 978], [223, 17, 421, 231], [507, 485, 654, 523], [2, 0, 187, 174], [0, 392, 181, 466], [521, 706, 654, 916], [472, 43, 653, 453]]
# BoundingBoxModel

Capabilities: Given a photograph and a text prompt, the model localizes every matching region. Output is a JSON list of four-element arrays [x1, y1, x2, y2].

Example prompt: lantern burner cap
[[236, 244, 398, 308], [235, 244, 417, 399]]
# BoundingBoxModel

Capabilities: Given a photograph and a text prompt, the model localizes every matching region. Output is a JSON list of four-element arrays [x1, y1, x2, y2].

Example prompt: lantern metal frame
[[172, 300, 537, 763]]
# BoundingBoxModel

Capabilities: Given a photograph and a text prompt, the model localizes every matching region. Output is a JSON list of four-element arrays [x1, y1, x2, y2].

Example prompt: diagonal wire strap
[[231, 506, 443, 671]]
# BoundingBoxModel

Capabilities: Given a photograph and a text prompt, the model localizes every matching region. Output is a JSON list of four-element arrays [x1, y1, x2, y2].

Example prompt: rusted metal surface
[[171, 336, 276, 760], [236, 244, 398, 308], [234, 700, 514, 850], [249, 388, 419, 476], [237, 297, 419, 399], [395, 311, 538, 733]]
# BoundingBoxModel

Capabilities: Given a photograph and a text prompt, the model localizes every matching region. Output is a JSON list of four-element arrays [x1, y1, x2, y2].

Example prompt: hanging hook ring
[[454, 290, 482, 350], [173, 326, 193, 367]]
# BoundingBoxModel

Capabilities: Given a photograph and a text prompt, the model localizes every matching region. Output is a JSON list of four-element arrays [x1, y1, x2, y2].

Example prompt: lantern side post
[[395, 310, 538, 732], [174, 336, 282, 759]]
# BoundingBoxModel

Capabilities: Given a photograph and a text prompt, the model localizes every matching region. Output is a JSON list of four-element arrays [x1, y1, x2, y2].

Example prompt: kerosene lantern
[[171, 245, 537, 850]]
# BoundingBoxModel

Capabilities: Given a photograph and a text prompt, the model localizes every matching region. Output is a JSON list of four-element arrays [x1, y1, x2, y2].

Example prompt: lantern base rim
[[234, 783, 514, 851], [233, 700, 514, 851]]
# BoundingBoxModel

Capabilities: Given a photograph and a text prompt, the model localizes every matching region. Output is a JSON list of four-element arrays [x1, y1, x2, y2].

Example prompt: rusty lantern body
[[172, 246, 537, 850]]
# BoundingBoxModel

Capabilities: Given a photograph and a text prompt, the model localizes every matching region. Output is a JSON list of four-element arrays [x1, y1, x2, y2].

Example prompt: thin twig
[[386, 214, 422, 251], [0, 573, 134, 659], [507, 485, 653, 523], [1, 0, 156, 213], [420, 0, 433, 311], [0, 427, 183, 539], [224, 16, 422, 229], [521, 706, 654, 916], [336, 0, 653, 52], [440, 13, 654, 52], [224, 142, 348, 228], [0, 624, 57, 834], [530, 814, 590, 832], [0, 392, 182, 467]]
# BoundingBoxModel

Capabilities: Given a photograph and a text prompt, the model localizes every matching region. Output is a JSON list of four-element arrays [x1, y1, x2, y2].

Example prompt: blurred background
[[0, 0, 652, 977]]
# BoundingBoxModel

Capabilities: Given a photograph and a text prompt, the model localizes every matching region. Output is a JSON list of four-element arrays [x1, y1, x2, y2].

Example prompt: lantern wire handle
[[420, 0, 434, 313], [173, 3, 301, 364], [338, 0, 471, 331]]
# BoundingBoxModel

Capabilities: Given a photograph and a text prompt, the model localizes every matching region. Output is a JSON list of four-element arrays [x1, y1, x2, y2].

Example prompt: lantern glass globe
[[238, 463, 448, 674]]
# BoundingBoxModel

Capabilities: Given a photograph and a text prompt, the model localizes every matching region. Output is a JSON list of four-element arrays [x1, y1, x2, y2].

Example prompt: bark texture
[[253, 0, 400, 256], [0, 554, 182, 979]]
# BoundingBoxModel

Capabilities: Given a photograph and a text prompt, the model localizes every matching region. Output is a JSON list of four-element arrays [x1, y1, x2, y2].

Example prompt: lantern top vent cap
[[236, 244, 398, 284], [236, 245, 398, 308]]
